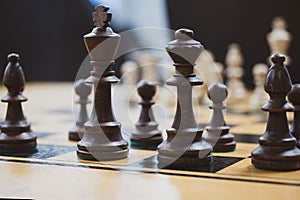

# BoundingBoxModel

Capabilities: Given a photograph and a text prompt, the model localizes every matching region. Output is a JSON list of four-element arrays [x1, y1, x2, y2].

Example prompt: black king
[[77, 5, 128, 161]]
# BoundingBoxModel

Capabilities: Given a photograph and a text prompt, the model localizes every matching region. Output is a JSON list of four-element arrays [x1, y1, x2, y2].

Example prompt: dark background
[[0, 0, 299, 89]]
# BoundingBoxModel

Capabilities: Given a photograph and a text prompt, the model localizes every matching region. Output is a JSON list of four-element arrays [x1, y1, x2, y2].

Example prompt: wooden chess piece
[[225, 43, 246, 100], [140, 53, 161, 84], [77, 5, 128, 161], [130, 80, 163, 149], [195, 50, 224, 105], [288, 84, 300, 148], [0, 53, 37, 153], [267, 17, 292, 65], [209, 62, 224, 85], [203, 83, 236, 152], [249, 63, 269, 110], [251, 54, 300, 171], [157, 28, 212, 169], [69, 79, 92, 141], [120, 60, 139, 104], [195, 50, 214, 104]]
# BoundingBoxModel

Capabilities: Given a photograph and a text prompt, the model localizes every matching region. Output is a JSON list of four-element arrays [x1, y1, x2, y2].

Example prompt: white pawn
[[267, 17, 292, 65], [120, 60, 139, 104], [209, 62, 224, 84], [195, 50, 223, 104], [249, 63, 269, 110], [121, 60, 138, 85], [225, 43, 247, 100], [159, 65, 176, 109], [139, 53, 161, 84]]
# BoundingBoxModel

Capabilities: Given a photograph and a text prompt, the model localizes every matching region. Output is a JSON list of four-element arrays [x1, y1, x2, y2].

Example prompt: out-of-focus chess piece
[[225, 43, 247, 100], [288, 84, 300, 148], [121, 60, 139, 85], [249, 63, 269, 110], [267, 17, 292, 66], [69, 79, 92, 141], [158, 65, 177, 110], [139, 53, 161, 84], [210, 62, 224, 84], [195, 50, 224, 104], [120, 60, 139, 104]]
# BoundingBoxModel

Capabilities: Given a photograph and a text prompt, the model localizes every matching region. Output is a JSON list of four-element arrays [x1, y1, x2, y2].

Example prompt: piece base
[[252, 157, 300, 171], [0, 132, 37, 154], [130, 135, 163, 150], [204, 132, 236, 152], [76, 148, 128, 161], [213, 141, 236, 152], [77, 141, 129, 161], [251, 146, 300, 171], [68, 130, 82, 141]]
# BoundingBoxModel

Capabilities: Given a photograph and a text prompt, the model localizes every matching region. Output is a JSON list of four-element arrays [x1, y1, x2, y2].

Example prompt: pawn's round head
[[288, 84, 300, 105], [253, 63, 268, 76], [207, 83, 228, 103], [75, 79, 92, 97], [228, 43, 241, 52], [137, 80, 156, 100], [271, 53, 285, 64], [272, 17, 287, 30], [175, 28, 194, 40], [7, 53, 20, 63]]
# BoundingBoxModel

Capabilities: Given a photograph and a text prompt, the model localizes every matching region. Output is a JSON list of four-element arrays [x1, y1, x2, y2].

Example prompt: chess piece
[[130, 80, 163, 149], [195, 51, 224, 105], [251, 54, 300, 171], [140, 53, 161, 84], [157, 28, 212, 169], [225, 43, 246, 100], [121, 60, 138, 85], [69, 79, 92, 141], [249, 63, 269, 110], [209, 62, 224, 84], [159, 66, 177, 109], [0, 53, 37, 153], [288, 84, 300, 148], [203, 83, 236, 152], [120, 60, 139, 104], [267, 17, 292, 65], [77, 5, 128, 161], [195, 50, 214, 104]]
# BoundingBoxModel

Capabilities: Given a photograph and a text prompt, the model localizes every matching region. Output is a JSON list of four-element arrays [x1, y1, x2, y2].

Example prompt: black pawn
[[251, 54, 300, 171], [0, 53, 37, 153], [130, 80, 163, 149], [288, 84, 300, 148], [69, 79, 92, 141], [203, 83, 236, 152]]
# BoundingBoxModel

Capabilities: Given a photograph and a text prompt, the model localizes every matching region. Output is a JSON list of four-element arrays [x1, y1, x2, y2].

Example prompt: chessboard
[[0, 82, 299, 199]]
